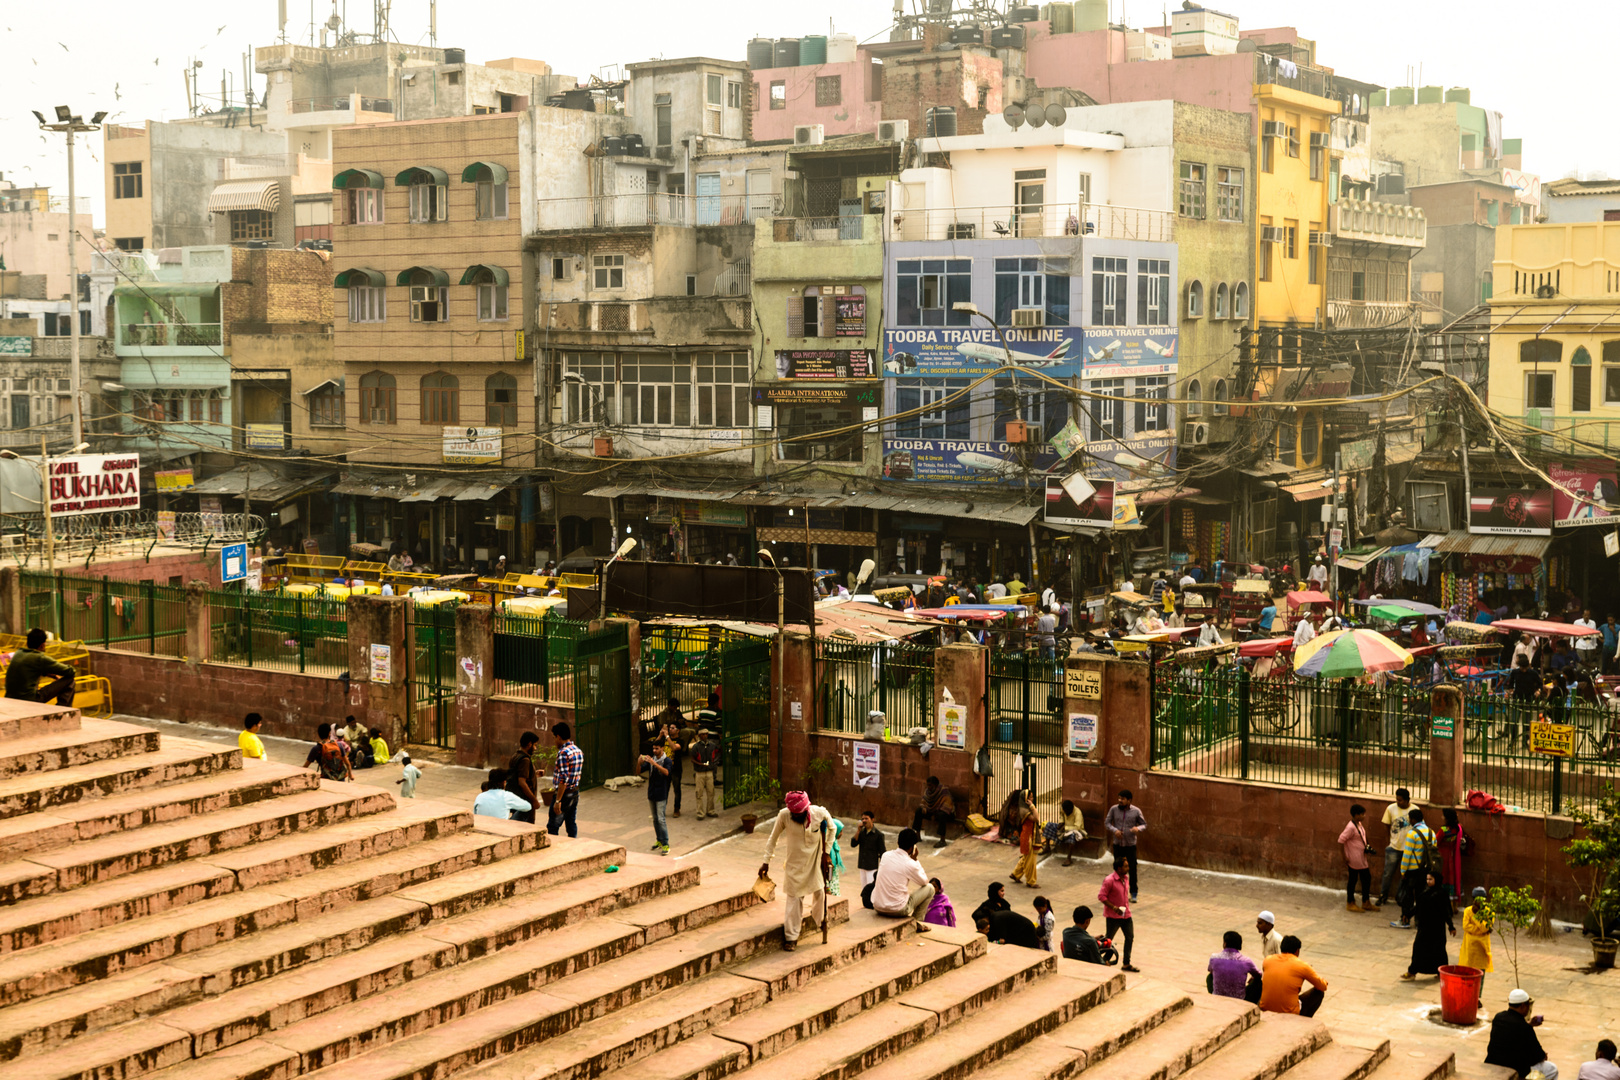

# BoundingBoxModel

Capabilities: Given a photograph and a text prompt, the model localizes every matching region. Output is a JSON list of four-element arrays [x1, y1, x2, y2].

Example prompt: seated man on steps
[[911, 776, 956, 847], [3, 627, 76, 707], [1259, 935, 1327, 1018], [870, 828, 935, 923]]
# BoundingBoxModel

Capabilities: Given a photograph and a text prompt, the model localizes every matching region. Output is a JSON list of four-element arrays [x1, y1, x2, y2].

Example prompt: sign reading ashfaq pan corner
[[49, 454, 142, 518]]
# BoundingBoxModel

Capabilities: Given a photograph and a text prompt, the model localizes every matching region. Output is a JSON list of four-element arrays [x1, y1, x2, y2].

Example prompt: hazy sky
[[1, 0, 1608, 227]]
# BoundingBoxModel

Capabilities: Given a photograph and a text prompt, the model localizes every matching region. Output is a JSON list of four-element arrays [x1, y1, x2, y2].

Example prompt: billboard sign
[[443, 427, 502, 465], [48, 454, 141, 518], [1044, 476, 1115, 528], [773, 349, 876, 380], [883, 326, 1085, 378], [1079, 328, 1180, 378], [1550, 461, 1619, 528], [1469, 486, 1552, 536], [1084, 433, 1179, 480], [881, 439, 1060, 484]]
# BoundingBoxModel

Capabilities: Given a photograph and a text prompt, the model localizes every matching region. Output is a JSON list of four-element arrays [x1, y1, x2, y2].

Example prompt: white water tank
[[828, 32, 858, 63], [1170, 7, 1239, 56]]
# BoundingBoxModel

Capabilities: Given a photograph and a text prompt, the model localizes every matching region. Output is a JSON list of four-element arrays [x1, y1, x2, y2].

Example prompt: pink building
[[749, 51, 883, 142]]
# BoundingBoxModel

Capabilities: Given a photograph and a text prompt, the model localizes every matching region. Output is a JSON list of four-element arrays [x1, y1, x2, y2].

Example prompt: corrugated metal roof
[[187, 465, 331, 502], [1432, 531, 1553, 559]]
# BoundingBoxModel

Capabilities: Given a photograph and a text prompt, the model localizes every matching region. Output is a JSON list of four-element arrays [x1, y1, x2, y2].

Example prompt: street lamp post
[[32, 107, 106, 449], [758, 548, 784, 782]]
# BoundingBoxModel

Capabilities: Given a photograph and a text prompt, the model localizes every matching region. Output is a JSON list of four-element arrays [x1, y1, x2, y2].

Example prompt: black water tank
[[950, 23, 984, 44], [774, 38, 800, 67], [748, 38, 775, 70], [443, 47, 466, 64], [624, 133, 646, 156], [602, 135, 625, 155], [1008, 5, 1041, 21], [991, 25, 1026, 48]]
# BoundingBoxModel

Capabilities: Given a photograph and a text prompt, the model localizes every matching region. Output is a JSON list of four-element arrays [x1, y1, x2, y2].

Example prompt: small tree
[[730, 766, 783, 810], [1484, 885, 1541, 988], [1565, 784, 1620, 942]]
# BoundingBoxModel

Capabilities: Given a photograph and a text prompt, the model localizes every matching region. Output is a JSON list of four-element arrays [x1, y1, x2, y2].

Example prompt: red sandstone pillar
[[347, 595, 409, 750], [1429, 685, 1464, 807], [935, 642, 987, 813], [454, 603, 494, 767]]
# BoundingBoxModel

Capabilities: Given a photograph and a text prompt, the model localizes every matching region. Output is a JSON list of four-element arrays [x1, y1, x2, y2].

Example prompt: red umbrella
[[1240, 636, 1295, 657], [1287, 590, 1331, 606], [1491, 618, 1600, 637]]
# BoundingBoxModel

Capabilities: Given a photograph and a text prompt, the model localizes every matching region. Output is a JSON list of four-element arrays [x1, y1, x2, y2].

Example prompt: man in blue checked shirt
[[548, 722, 584, 838]]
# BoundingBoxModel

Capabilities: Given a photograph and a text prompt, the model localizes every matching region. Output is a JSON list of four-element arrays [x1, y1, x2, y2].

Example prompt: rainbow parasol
[[1293, 628, 1414, 678]]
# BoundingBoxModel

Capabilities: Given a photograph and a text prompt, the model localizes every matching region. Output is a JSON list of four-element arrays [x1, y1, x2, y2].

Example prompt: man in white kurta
[[759, 791, 832, 951]]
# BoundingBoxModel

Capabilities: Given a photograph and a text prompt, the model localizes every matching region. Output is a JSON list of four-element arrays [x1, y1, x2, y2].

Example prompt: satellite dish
[[1045, 103, 1067, 127], [1027, 107, 1046, 128], [1004, 104, 1025, 129], [1236, 38, 1257, 52]]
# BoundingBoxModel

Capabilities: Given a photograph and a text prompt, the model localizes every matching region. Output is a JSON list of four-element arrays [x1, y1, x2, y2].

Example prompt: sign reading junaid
[[443, 427, 502, 465], [48, 454, 141, 518]]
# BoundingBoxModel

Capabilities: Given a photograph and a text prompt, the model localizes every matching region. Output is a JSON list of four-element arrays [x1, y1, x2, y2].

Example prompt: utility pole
[[1330, 450, 1342, 619]]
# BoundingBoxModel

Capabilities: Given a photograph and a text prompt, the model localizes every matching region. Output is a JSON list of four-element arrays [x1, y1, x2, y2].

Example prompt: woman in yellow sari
[[1459, 886, 1494, 1015]]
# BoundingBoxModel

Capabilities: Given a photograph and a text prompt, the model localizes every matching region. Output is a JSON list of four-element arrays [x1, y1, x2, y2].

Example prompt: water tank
[[443, 47, 466, 64], [1045, 3, 1074, 35], [1073, 0, 1107, 31], [1008, 5, 1041, 22], [774, 37, 800, 67], [800, 34, 827, 65], [748, 38, 775, 70], [991, 25, 1026, 49], [828, 32, 858, 63], [601, 135, 625, 155], [1445, 87, 1471, 105], [1388, 86, 1414, 106], [623, 133, 646, 156], [949, 23, 984, 44], [1418, 85, 1443, 104]]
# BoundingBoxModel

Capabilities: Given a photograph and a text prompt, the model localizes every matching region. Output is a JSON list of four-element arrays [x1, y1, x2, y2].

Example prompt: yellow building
[[1486, 220, 1620, 447], [1253, 84, 1338, 332]]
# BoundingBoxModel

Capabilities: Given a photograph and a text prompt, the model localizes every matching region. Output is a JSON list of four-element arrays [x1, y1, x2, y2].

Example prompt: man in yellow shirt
[[1259, 935, 1328, 1017], [239, 714, 267, 760]]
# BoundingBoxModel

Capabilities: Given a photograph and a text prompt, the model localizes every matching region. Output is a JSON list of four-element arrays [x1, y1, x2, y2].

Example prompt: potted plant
[[1565, 784, 1620, 970], [730, 766, 783, 834]]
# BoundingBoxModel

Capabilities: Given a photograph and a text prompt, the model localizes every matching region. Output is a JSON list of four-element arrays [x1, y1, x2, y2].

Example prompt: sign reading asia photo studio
[[881, 439, 1060, 484], [881, 326, 1176, 379], [48, 454, 142, 518], [773, 349, 876, 380]]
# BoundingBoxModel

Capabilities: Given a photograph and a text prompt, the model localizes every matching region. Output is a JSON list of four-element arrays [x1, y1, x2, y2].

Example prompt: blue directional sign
[[222, 542, 248, 584]]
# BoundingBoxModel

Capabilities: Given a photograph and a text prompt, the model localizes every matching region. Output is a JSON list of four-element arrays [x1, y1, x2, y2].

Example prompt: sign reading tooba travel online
[[882, 327, 1176, 380]]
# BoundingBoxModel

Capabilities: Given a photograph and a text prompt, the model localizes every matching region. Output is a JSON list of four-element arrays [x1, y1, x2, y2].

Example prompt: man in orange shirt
[[1259, 935, 1328, 1018]]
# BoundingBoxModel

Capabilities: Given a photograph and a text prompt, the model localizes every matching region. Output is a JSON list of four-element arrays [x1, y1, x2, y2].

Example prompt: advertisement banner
[[1044, 476, 1115, 529], [773, 349, 875, 380], [835, 295, 867, 337], [1469, 486, 1552, 536], [1084, 434, 1179, 480], [48, 454, 141, 518], [1078, 328, 1180, 379], [244, 424, 283, 450], [752, 384, 880, 408], [1550, 461, 1620, 528], [1050, 419, 1084, 461], [155, 468, 195, 493], [0, 337, 30, 356], [883, 326, 1085, 378], [444, 427, 502, 465], [881, 439, 1060, 483]]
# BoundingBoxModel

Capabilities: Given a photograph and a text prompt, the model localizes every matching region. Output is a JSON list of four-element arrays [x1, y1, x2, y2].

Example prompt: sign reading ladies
[[48, 455, 142, 518]]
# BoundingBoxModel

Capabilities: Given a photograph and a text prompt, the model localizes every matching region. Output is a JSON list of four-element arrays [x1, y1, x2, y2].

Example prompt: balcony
[[1326, 300, 1417, 329], [1520, 412, 1620, 456], [886, 203, 1174, 244], [767, 216, 875, 242], [1332, 199, 1427, 248], [288, 95, 392, 115], [534, 192, 779, 233], [121, 323, 223, 348]]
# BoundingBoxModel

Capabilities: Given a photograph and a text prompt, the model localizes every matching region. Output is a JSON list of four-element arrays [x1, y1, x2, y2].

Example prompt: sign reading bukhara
[[49, 455, 141, 518]]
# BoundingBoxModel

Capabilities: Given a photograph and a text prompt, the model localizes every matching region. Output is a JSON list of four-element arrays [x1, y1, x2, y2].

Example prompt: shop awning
[[461, 161, 509, 184], [395, 165, 450, 186], [1282, 478, 1348, 501], [301, 377, 345, 396], [1118, 481, 1202, 506], [454, 473, 526, 501], [206, 179, 281, 213], [399, 477, 463, 503], [333, 168, 384, 190], [110, 282, 221, 299], [1432, 531, 1554, 560], [187, 464, 333, 503], [332, 469, 416, 500], [1335, 547, 1388, 571]]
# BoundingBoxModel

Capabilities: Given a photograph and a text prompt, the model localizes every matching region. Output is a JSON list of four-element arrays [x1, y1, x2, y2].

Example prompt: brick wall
[[233, 247, 334, 327], [881, 50, 1003, 137]]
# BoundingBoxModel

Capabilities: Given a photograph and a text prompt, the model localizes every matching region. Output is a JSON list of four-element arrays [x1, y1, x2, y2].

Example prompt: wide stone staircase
[[0, 698, 1461, 1080]]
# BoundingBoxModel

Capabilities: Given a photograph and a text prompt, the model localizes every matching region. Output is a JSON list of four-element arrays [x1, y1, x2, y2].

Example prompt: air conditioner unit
[[1260, 120, 1287, 138], [1260, 225, 1285, 243], [1011, 307, 1045, 328], [1309, 131, 1328, 147], [946, 223, 977, 239], [794, 124, 825, 146], [876, 119, 909, 143], [1180, 421, 1210, 447], [1309, 230, 1334, 247]]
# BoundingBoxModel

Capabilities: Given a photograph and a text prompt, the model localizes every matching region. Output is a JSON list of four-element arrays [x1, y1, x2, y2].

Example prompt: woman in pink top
[[1339, 803, 1371, 912], [1097, 856, 1137, 971]]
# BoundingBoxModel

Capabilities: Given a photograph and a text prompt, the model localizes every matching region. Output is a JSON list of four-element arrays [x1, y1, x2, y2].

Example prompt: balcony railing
[[1332, 199, 1426, 247], [287, 95, 393, 115], [1521, 412, 1620, 455], [122, 323, 222, 347], [534, 192, 780, 232], [1327, 300, 1417, 329], [769, 216, 872, 242], [887, 203, 1174, 244]]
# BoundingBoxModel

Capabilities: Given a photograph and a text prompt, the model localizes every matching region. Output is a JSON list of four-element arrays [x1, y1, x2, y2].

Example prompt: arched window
[[336, 267, 386, 322], [461, 264, 510, 322], [187, 389, 206, 422], [1213, 282, 1229, 319], [462, 161, 509, 221], [485, 372, 518, 426], [360, 371, 396, 425], [396, 165, 448, 223], [1186, 378, 1202, 416], [421, 371, 459, 424], [1233, 281, 1250, 319], [1186, 280, 1204, 319], [1300, 409, 1321, 468], [1572, 346, 1592, 413], [399, 266, 449, 322], [209, 388, 224, 425], [1519, 339, 1561, 364], [1213, 378, 1229, 416]]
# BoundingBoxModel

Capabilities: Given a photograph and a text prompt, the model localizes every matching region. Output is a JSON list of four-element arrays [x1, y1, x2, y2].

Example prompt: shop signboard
[[155, 469, 195, 493], [1045, 476, 1114, 529], [752, 383, 880, 408], [1550, 462, 1619, 528], [48, 454, 141, 518], [1078, 328, 1180, 379], [881, 438, 1059, 483], [443, 427, 502, 465], [245, 424, 284, 450], [1083, 434, 1178, 480], [883, 326, 1086, 378], [0, 337, 30, 356], [1469, 486, 1552, 536], [772, 349, 876, 380], [648, 499, 748, 528]]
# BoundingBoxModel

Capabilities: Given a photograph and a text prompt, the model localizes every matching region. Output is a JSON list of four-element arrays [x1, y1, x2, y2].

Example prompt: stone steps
[[0, 699, 82, 742], [1098, 995, 1264, 1080], [1279, 1042, 1391, 1080], [0, 739, 240, 820], [0, 717, 160, 779], [1169, 1013, 1334, 1080]]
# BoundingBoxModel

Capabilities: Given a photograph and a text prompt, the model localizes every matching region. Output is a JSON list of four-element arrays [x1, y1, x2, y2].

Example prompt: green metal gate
[[720, 638, 772, 808], [406, 604, 457, 749], [985, 650, 1066, 824], [574, 623, 633, 788]]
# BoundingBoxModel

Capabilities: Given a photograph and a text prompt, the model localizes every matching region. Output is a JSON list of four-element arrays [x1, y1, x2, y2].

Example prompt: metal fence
[[1151, 666, 1431, 801], [205, 591, 349, 673], [815, 638, 935, 737], [22, 572, 188, 657], [1459, 691, 1620, 815], [985, 649, 1069, 824], [493, 612, 592, 704]]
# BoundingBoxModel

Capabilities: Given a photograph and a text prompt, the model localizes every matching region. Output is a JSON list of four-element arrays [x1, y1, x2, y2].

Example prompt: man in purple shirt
[[1207, 930, 1263, 1003]]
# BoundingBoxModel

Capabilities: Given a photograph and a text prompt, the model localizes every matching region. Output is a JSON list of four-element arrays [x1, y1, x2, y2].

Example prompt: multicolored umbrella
[[1293, 628, 1413, 678], [1357, 599, 1446, 617]]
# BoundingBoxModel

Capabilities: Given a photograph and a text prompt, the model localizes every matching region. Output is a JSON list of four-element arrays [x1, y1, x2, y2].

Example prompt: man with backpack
[[304, 723, 353, 782], [1395, 807, 1439, 928], [690, 727, 719, 820]]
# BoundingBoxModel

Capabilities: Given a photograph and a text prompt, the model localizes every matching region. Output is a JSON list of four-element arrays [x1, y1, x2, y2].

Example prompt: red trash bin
[[1438, 965, 1483, 1024]]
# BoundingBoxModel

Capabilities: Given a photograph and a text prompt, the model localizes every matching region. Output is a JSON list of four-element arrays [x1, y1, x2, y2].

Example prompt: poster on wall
[[47, 454, 141, 518], [1469, 486, 1552, 536], [835, 295, 867, 337], [883, 326, 1086, 378], [155, 469, 195, 493], [1078, 328, 1180, 379], [881, 439, 1060, 483], [369, 643, 392, 683], [937, 703, 966, 750], [1044, 476, 1115, 529], [1066, 713, 1098, 757], [853, 742, 881, 788], [773, 350, 875, 380], [1550, 461, 1620, 528]]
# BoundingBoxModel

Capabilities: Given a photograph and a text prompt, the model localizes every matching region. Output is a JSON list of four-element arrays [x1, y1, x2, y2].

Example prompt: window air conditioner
[[1260, 225, 1286, 243], [876, 120, 909, 143], [1011, 307, 1045, 328], [1260, 120, 1287, 138], [946, 223, 977, 239], [1309, 131, 1328, 147], [794, 124, 825, 146], [1308, 230, 1333, 247], [1180, 421, 1209, 447]]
